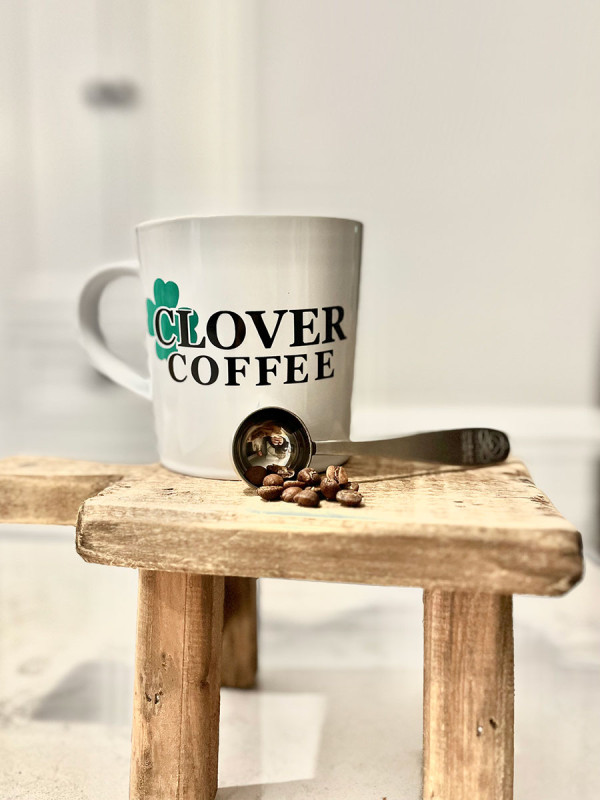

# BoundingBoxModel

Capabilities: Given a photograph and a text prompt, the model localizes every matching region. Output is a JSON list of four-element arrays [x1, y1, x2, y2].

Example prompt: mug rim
[[136, 214, 363, 233]]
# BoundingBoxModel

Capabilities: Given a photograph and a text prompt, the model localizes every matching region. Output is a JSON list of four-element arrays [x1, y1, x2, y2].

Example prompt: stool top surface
[[0, 455, 582, 596]]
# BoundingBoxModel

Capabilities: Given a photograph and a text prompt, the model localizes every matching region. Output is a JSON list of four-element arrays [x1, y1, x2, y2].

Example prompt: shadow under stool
[[0, 454, 583, 800]]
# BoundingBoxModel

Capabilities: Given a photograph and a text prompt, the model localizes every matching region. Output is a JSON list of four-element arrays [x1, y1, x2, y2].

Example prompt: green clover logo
[[146, 278, 179, 360], [146, 279, 199, 360]]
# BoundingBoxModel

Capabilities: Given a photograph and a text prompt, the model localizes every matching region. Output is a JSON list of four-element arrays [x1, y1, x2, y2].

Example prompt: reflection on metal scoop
[[231, 406, 510, 486]]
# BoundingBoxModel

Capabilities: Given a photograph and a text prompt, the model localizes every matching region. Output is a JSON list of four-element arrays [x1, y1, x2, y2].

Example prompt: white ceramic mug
[[78, 215, 363, 478]]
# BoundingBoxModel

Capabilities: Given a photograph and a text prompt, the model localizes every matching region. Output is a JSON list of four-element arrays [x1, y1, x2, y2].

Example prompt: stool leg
[[423, 590, 514, 800], [222, 576, 258, 688], [130, 570, 224, 800]]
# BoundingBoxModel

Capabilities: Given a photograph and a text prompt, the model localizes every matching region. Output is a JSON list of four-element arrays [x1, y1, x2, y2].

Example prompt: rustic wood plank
[[74, 457, 582, 596], [221, 577, 258, 689], [0, 456, 145, 525], [0, 455, 584, 595], [423, 590, 514, 800], [130, 570, 224, 800]]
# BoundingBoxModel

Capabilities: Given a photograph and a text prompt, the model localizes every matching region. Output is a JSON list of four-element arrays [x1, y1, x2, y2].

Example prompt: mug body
[[137, 215, 362, 478]]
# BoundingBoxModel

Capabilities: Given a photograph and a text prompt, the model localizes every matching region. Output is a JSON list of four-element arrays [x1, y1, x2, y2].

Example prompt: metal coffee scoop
[[231, 406, 510, 486]]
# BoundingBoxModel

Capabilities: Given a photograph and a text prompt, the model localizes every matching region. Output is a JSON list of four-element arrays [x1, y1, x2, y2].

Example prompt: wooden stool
[[0, 455, 583, 800]]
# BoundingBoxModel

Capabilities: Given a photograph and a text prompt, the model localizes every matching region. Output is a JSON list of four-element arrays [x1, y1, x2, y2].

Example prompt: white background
[[2, 0, 599, 411]]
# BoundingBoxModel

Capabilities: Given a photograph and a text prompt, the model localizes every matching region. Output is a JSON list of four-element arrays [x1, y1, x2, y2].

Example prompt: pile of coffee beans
[[247, 463, 363, 508]]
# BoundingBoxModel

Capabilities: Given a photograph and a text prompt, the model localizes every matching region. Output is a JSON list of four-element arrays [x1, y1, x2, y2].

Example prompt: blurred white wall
[[249, 0, 600, 409], [2, 0, 599, 415]]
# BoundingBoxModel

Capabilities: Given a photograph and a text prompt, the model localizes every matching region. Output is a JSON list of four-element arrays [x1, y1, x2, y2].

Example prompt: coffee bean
[[263, 473, 284, 487], [320, 477, 341, 501], [249, 461, 363, 508], [280, 467, 296, 479], [337, 489, 363, 507], [244, 465, 267, 486], [281, 486, 303, 502], [297, 467, 320, 485], [266, 465, 295, 479], [326, 465, 348, 484], [257, 485, 284, 501], [295, 488, 320, 507]]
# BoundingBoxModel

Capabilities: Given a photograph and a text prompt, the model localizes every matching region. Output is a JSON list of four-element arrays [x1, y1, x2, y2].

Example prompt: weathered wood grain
[[0, 454, 583, 595], [222, 577, 258, 689], [75, 457, 581, 596], [130, 570, 224, 800], [0, 456, 131, 525], [423, 590, 514, 800]]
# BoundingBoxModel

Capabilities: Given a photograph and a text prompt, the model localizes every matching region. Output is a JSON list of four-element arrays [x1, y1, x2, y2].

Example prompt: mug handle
[[78, 262, 151, 400]]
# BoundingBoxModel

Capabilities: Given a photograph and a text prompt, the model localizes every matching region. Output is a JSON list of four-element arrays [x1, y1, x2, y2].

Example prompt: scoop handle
[[314, 428, 510, 466]]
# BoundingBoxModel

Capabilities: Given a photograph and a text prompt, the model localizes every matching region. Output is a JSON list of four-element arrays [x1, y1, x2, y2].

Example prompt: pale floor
[[1, 358, 600, 798]]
